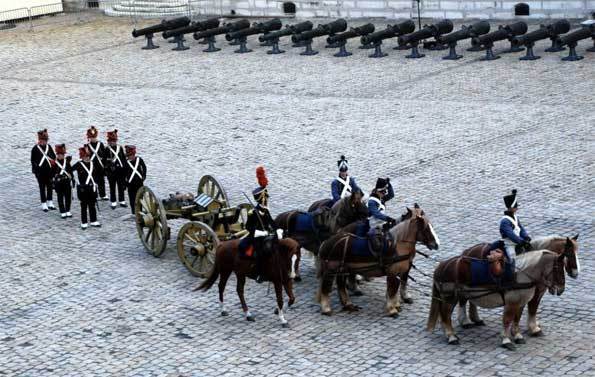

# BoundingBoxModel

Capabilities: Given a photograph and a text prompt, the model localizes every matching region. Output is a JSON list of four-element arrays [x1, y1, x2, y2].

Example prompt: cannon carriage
[[134, 175, 252, 277]]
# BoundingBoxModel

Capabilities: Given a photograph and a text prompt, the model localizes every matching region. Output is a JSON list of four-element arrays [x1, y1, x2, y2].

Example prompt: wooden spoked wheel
[[177, 221, 220, 277], [135, 186, 169, 257], [197, 175, 229, 209]]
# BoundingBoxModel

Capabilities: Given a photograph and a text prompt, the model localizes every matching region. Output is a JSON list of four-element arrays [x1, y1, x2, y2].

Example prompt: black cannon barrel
[[360, 26, 396, 45], [290, 20, 314, 34], [398, 19, 453, 46], [193, 19, 250, 40], [132, 16, 191, 38], [292, 19, 347, 43], [258, 21, 314, 42], [471, 21, 527, 48], [225, 18, 282, 41], [512, 19, 570, 47], [162, 18, 220, 39], [558, 25, 595, 46], [504, 21, 528, 36], [326, 23, 374, 45], [392, 19, 416, 35], [438, 21, 490, 44]]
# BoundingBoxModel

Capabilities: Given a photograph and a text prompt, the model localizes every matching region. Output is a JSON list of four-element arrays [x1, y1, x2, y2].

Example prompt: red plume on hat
[[256, 166, 268, 188], [86, 126, 98, 139], [107, 129, 118, 142], [37, 129, 49, 141]]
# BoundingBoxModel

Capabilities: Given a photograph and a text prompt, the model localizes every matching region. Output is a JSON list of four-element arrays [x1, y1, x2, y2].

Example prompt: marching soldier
[[85, 126, 108, 200], [330, 155, 361, 206], [367, 177, 396, 231], [51, 144, 74, 219], [124, 145, 147, 215], [30, 129, 56, 212], [73, 146, 101, 229], [245, 166, 284, 283], [105, 130, 127, 210], [500, 189, 532, 260]]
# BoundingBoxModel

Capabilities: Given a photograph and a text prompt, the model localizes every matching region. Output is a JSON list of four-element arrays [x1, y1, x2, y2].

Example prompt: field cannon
[[162, 18, 220, 51], [437, 21, 490, 60], [291, 19, 348, 56], [325, 23, 375, 57], [555, 23, 595, 61], [398, 20, 454, 58], [470, 22, 528, 60], [224, 18, 283, 53], [359, 20, 415, 58], [131, 17, 191, 50], [257, 21, 313, 54], [511, 20, 571, 60], [192, 19, 251, 52]]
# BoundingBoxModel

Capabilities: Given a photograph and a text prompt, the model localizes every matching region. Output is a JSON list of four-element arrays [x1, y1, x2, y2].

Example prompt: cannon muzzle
[[132, 16, 191, 38], [398, 19, 453, 46], [193, 19, 250, 40], [258, 21, 313, 42]]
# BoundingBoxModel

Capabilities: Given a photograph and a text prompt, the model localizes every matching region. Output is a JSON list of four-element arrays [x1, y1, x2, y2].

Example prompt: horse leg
[[292, 248, 302, 282], [457, 298, 474, 329], [338, 275, 359, 312], [440, 302, 459, 345], [400, 266, 414, 304], [283, 278, 295, 308], [385, 274, 400, 317], [236, 274, 254, 322], [218, 269, 232, 317], [501, 303, 517, 350], [527, 288, 545, 336], [468, 302, 485, 326], [513, 305, 526, 344], [347, 273, 363, 296], [273, 281, 289, 328], [317, 273, 334, 316]]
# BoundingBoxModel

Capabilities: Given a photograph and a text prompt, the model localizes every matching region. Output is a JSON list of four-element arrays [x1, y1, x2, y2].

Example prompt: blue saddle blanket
[[470, 259, 515, 286], [350, 229, 389, 257], [295, 213, 316, 233]]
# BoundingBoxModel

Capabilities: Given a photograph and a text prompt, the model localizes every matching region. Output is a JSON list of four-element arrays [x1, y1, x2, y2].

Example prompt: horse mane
[[530, 235, 565, 250], [514, 249, 557, 270]]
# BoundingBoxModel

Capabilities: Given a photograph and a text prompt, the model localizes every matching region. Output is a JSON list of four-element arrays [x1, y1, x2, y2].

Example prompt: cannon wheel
[[135, 186, 169, 257], [177, 221, 220, 277], [197, 175, 229, 209]]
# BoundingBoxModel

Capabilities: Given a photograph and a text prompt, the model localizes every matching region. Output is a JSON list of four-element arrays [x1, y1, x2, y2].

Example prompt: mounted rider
[[330, 155, 360, 206], [367, 177, 396, 231], [244, 166, 284, 283], [500, 189, 531, 260]]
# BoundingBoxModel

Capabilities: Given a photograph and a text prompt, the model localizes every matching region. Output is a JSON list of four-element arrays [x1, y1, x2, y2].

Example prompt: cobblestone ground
[[0, 16, 593, 377]]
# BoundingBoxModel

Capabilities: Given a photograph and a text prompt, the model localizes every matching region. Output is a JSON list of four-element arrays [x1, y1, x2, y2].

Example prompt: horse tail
[[426, 281, 441, 332], [194, 249, 220, 292]]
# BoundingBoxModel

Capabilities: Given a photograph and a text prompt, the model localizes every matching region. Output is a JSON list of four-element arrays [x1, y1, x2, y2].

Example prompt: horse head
[[548, 252, 567, 296], [348, 190, 368, 221], [412, 203, 440, 251], [564, 234, 580, 279]]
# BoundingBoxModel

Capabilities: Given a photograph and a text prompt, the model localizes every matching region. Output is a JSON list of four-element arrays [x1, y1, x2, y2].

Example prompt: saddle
[[469, 244, 513, 286]]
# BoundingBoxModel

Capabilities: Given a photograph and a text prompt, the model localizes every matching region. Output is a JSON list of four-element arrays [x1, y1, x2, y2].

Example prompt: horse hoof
[[246, 316, 255, 322], [351, 289, 364, 297], [461, 323, 474, 329], [221, 311, 228, 317], [402, 297, 413, 304], [529, 330, 543, 337], [388, 312, 399, 318], [274, 308, 279, 315], [342, 305, 359, 312], [473, 320, 486, 327], [293, 276, 302, 282], [281, 323, 290, 328], [501, 342, 516, 351], [321, 311, 333, 316], [514, 338, 526, 345], [448, 339, 459, 345]]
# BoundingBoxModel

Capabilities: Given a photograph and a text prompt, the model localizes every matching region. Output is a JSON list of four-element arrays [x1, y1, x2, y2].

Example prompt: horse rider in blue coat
[[330, 155, 361, 206], [500, 189, 531, 260], [367, 177, 396, 232]]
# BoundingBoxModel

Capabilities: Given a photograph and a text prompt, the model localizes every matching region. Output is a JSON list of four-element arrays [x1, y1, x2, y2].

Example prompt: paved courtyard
[[0, 15, 593, 377]]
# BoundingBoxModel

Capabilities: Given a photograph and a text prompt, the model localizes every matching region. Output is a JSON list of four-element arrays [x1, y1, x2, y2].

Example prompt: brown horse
[[316, 204, 440, 316], [456, 235, 580, 336], [427, 248, 567, 349], [194, 237, 300, 327]]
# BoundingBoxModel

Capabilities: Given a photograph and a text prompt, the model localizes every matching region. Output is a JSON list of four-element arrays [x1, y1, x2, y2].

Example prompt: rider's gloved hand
[[254, 230, 269, 238]]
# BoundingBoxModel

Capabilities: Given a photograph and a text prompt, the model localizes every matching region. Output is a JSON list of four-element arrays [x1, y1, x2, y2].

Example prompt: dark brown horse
[[456, 234, 580, 337], [316, 204, 440, 316], [194, 237, 300, 327], [427, 248, 567, 349]]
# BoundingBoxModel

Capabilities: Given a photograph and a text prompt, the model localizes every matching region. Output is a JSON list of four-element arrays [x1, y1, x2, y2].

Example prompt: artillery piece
[[291, 19, 348, 56], [258, 21, 314, 54], [511, 20, 571, 60], [398, 20, 454, 58], [131, 16, 190, 50], [162, 18, 220, 51], [224, 19, 282, 53], [192, 19, 250, 53], [359, 20, 415, 58], [470, 22, 528, 60], [437, 21, 490, 60], [555, 23, 595, 61], [325, 23, 375, 57]]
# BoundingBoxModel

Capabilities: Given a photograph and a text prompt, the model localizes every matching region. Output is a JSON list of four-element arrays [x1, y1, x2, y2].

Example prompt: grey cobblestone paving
[[0, 16, 593, 377]]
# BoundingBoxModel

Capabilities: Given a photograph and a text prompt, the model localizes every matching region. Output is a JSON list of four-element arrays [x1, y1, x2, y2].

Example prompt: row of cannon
[[131, 17, 595, 61]]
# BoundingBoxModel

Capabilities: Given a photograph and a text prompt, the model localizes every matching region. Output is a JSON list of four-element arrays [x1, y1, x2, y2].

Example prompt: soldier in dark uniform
[[330, 155, 361, 206], [85, 126, 108, 201], [51, 144, 74, 219], [367, 177, 396, 231], [244, 166, 284, 283], [105, 130, 127, 210], [30, 129, 56, 212], [124, 145, 147, 215], [73, 146, 101, 229]]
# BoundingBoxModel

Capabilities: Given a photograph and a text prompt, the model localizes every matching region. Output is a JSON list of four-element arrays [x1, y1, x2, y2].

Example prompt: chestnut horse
[[316, 204, 440, 316], [427, 248, 567, 350], [456, 234, 580, 337], [194, 237, 300, 328]]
